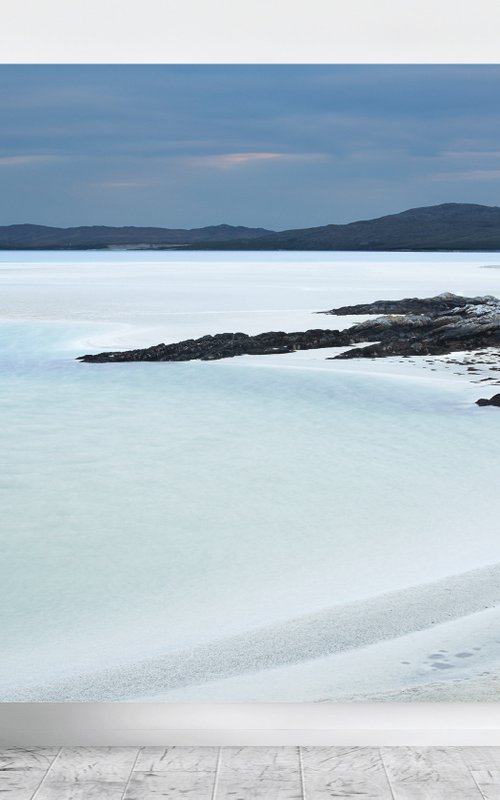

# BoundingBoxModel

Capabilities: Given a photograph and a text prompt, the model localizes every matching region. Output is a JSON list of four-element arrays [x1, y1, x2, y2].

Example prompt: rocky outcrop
[[319, 292, 482, 317], [78, 292, 500, 363], [78, 329, 352, 362], [476, 394, 500, 407], [328, 293, 500, 360]]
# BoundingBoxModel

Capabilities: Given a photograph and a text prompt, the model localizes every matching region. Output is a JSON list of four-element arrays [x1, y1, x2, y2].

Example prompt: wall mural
[[1, 65, 500, 702]]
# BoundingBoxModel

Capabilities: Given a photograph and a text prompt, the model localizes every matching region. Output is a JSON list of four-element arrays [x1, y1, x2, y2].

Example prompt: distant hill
[[186, 203, 500, 251], [3, 204, 500, 251], [0, 223, 274, 250]]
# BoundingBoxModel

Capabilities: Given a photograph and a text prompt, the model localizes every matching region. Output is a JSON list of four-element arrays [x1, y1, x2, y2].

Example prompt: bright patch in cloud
[[191, 152, 325, 169]]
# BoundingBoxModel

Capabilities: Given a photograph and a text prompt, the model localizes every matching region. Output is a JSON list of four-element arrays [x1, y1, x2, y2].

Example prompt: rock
[[78, 329, 352, 363], [77, 292, 500, 364], [476, 394, 500, 407], [330, 294, 500, 360], [318, 292, 492, 316]]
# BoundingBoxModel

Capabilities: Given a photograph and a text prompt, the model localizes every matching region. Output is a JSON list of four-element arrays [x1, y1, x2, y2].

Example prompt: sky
[[1, 65, 500, 230]]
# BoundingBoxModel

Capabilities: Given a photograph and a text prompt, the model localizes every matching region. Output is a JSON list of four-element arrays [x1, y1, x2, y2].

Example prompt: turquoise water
[[1, 252, 500, 698]]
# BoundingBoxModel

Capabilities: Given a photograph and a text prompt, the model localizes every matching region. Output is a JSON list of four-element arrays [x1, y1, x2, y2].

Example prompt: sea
[[1, 250, 500, 701]]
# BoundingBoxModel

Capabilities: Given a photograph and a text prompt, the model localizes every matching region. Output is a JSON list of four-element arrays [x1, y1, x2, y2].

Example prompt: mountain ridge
[[0, 223, 274, 249], [185, 203, 500, 251], [3, 203, 500, 250]]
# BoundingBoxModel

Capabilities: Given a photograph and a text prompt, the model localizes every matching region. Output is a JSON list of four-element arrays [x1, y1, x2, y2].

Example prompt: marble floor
[[1, 746, 500, 798]]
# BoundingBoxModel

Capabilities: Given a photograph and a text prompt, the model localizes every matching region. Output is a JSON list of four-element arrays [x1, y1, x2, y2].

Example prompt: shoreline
[[137, 605, 500, 703], [231, 344, 500, 396], [1, 315, 499, 397], [6, 562, 500, 702], [75, 292, 500, 407]]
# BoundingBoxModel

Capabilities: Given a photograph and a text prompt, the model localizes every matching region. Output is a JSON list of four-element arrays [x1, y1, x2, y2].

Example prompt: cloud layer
[[1, 65, 500, 228]]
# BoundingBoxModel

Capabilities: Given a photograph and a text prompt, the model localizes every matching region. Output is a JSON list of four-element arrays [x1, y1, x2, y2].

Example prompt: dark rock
[[318, 292, 479, 316], [78, 292, 500, 364], [78, 329, 352, 363], [476, 394, 500, 407], [329, 293, 500, 360]]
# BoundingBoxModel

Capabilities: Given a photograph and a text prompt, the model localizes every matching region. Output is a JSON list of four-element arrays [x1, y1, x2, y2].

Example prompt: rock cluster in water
[[78, 292, 500, 364], [78, 329, 351, 362], [476, 393, 500, 407], [323, 292, 500, 360]]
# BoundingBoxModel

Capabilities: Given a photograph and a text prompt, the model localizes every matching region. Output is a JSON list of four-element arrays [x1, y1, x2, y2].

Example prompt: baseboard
[[2, 703, 500, 746]]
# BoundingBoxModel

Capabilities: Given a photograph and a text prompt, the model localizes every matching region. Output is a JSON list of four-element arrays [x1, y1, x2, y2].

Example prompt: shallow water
[[1, 251, 500, 698]]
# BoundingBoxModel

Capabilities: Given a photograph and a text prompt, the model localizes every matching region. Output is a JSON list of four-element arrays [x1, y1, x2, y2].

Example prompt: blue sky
[[1, 65, 500, 229]]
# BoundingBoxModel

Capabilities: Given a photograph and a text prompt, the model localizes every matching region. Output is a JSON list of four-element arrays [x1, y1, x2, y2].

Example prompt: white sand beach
[[1, 250, 500, 702], [7, 562, 500, 701]]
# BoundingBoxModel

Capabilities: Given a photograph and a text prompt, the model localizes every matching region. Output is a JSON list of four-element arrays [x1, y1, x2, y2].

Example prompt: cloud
[[442, 151, 500, 160], [2, 65, 500, 228], [429, 169, 500, 182], [189, 152, 326, 169], [0, 154, 62, 167], [93, 180, 152, 189]]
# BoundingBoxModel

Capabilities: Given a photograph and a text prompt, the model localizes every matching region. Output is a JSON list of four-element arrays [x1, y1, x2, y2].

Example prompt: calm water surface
[[1, 251, 500, 697]]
